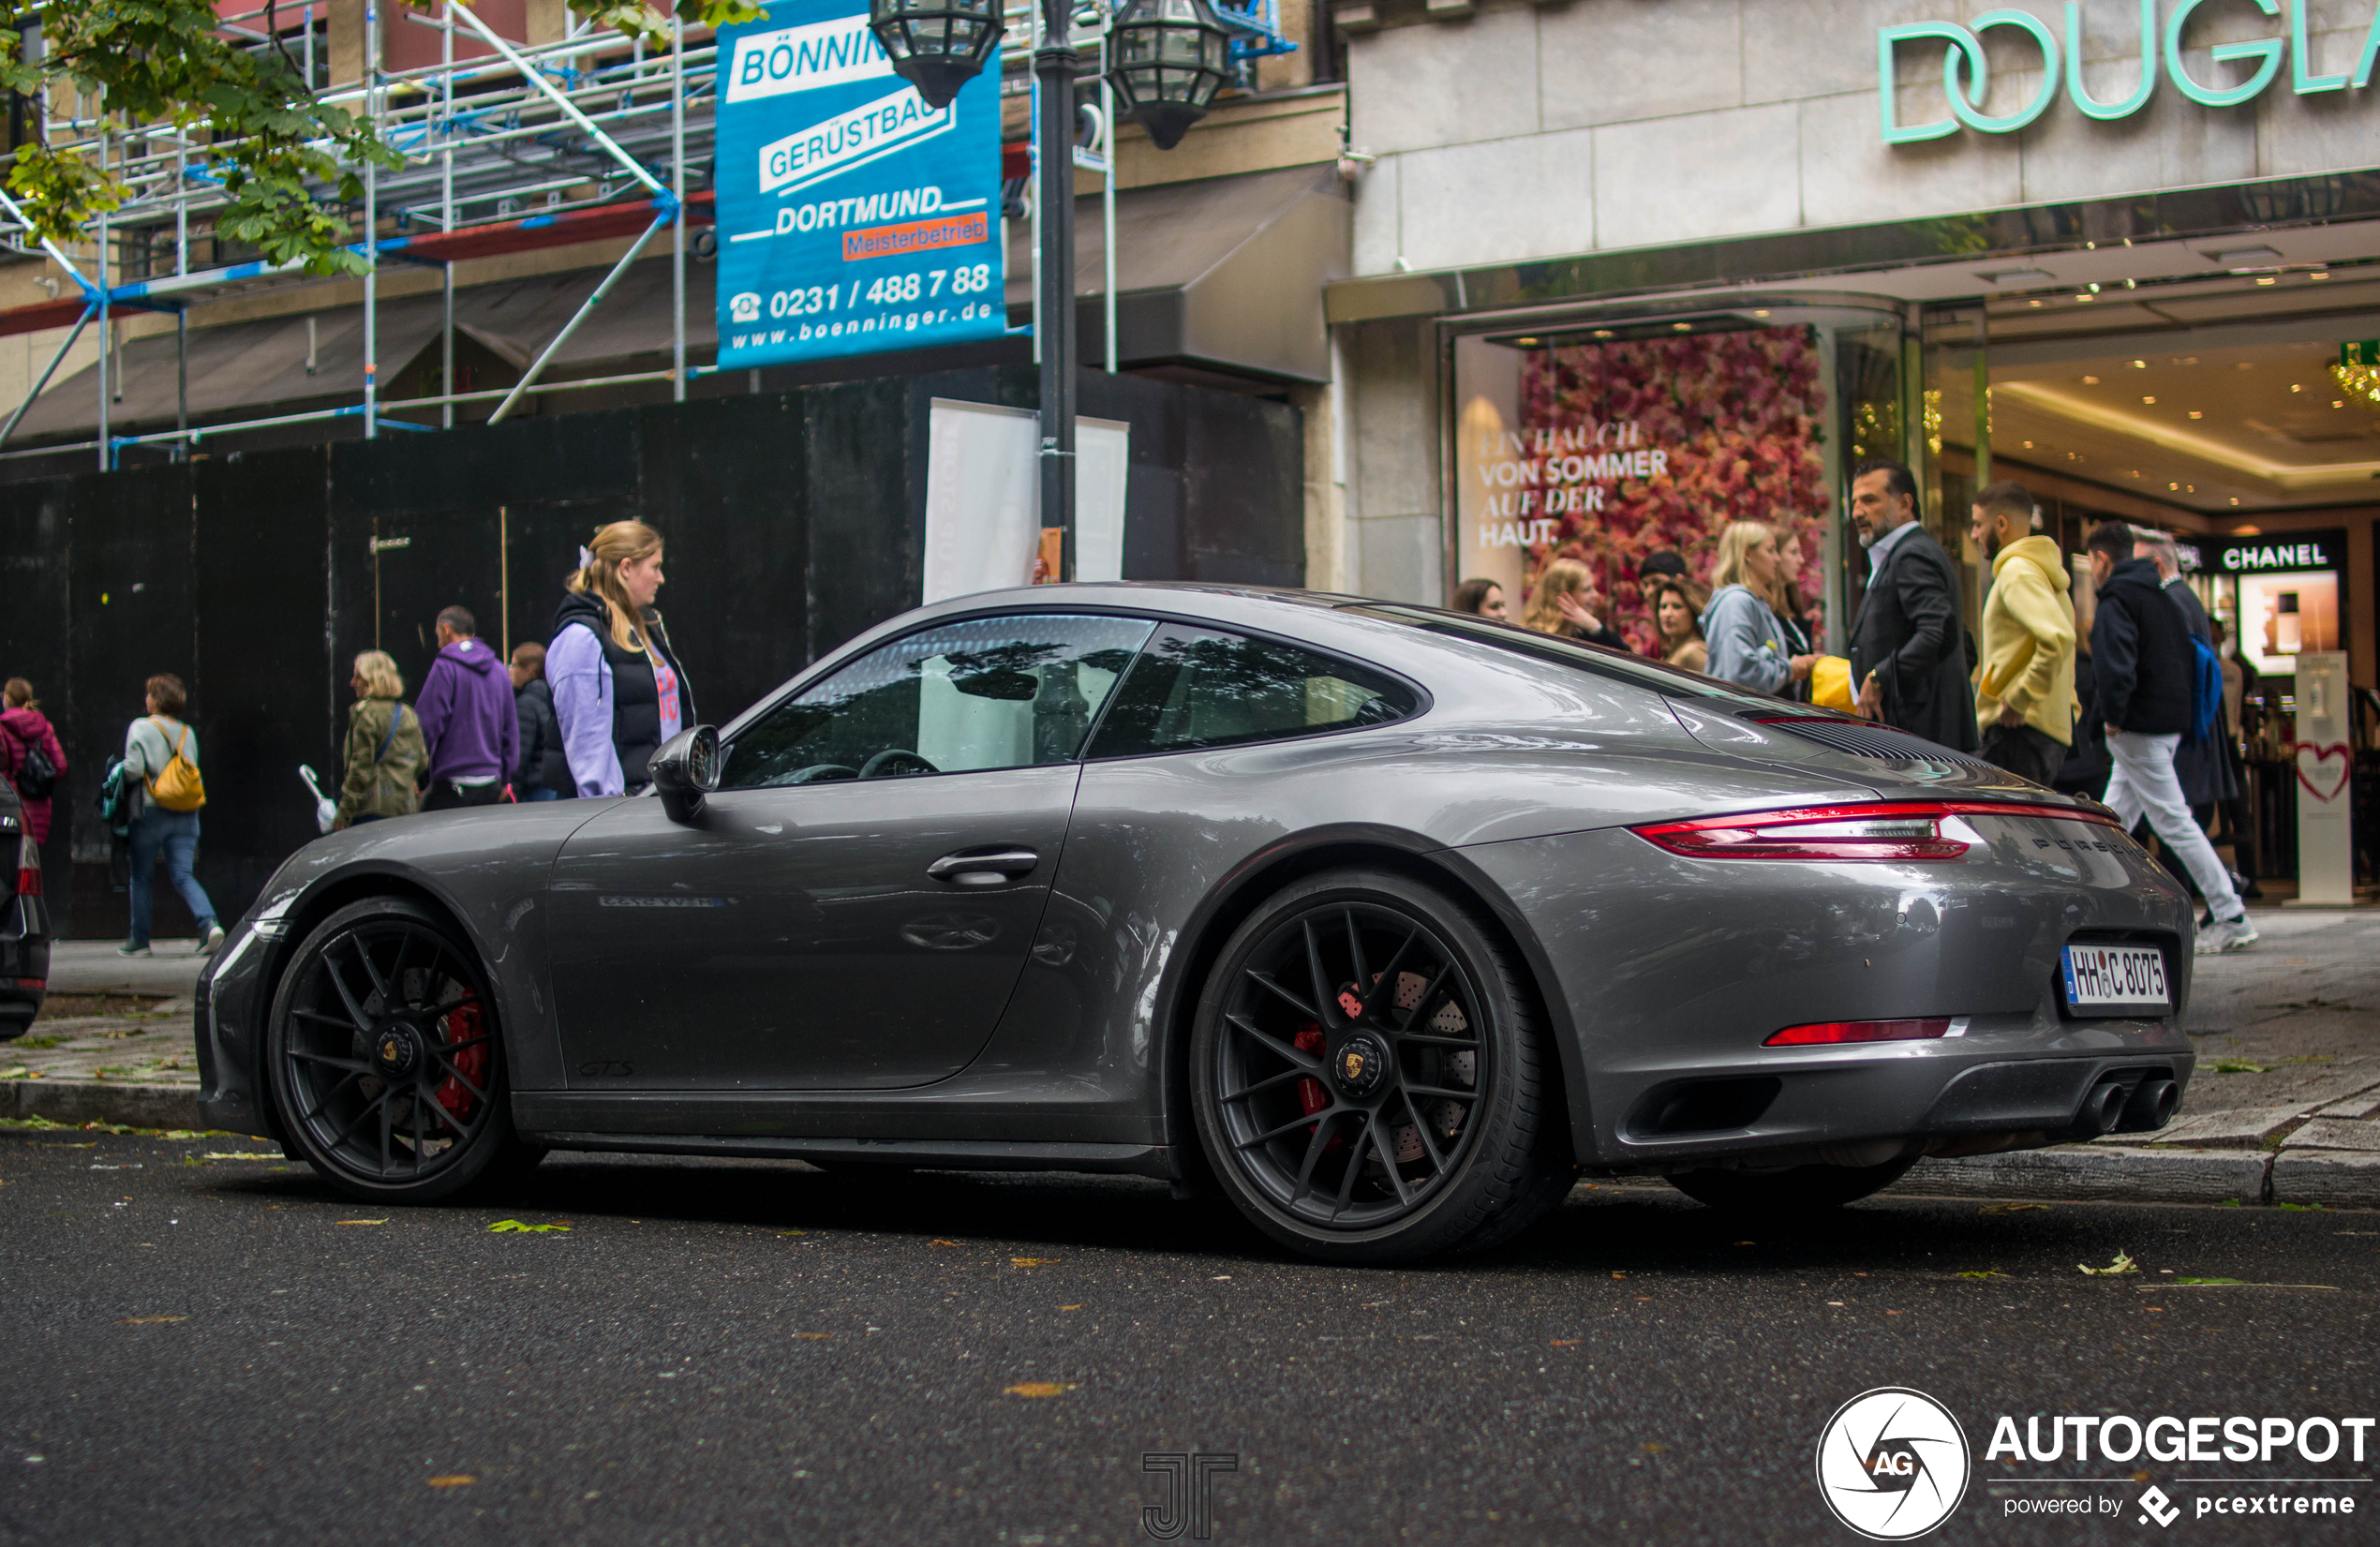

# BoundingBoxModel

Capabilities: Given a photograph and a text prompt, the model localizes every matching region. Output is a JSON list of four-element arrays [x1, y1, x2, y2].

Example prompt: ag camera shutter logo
[[1816, 1388, 1971, 1540]]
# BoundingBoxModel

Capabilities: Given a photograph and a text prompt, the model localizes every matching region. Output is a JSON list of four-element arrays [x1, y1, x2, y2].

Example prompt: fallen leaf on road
[[2079, 1252, 2139, 1276], [930, 1239, 959, 1246], [795, 1332, 834, 1340], [486, 1219, 570, 1233], [1549, 1339, 1582, 1346], [1956, 1271, 2007, 1280], [1059, 1304, 1083, 1312], [424, 1476, 475, 1488], [1980, 1203, 2049, 1214], [1004, 1382, 1076, 1398], [336, 1219, 388, 1227], [777, 1230, 808, 1237], [119, 1316, 186, 1324], [1011, 1257, 1056, 1267], [2209, 1062, 2273, 1074], [1610, 1272, 1627, 1280], [201, 1153, 278, 1161]]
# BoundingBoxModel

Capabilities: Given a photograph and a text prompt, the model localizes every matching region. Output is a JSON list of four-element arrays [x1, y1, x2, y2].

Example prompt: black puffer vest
[[552, 591, 696, 789]]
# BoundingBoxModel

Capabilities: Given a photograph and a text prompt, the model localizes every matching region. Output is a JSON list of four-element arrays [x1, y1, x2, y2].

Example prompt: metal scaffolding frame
[[0, 0, 1288, 470]]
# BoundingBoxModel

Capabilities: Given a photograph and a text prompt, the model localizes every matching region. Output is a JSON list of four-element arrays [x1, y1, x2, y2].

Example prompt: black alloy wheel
[[1190, 870, 1572, 1264], [266, 897, 541, 1203], [1664, 1156, 1918, 1213]]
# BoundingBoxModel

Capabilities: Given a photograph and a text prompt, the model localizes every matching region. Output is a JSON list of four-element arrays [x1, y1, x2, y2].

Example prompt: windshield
[[1341, 602, 1794, 713]]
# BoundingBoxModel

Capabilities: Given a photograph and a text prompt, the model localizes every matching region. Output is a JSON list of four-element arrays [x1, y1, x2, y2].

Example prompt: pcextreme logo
[[1817, 1388, 1972, 1540]]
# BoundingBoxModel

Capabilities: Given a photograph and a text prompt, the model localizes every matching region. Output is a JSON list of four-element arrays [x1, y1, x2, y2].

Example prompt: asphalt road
[[4, 1135, 2373, 1547]]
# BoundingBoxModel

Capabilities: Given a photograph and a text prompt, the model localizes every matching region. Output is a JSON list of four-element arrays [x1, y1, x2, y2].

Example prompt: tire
[[1189, 868, 1572, 1265], [1664, 1156, 1918, 1213], [265, 896, 538, 1204]]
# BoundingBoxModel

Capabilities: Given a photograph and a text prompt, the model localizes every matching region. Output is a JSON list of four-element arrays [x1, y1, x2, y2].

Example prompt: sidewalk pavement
[[6, 915, 2376, 1207]]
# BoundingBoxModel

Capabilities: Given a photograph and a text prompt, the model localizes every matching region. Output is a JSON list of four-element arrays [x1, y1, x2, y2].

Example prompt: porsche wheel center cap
[[373, 1024, 423, 1078], [1333, 1032, 1390, 1098]]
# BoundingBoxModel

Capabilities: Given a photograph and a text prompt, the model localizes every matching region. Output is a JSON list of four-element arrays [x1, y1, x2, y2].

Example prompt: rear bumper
[[1460, 811, 2196, 1168]]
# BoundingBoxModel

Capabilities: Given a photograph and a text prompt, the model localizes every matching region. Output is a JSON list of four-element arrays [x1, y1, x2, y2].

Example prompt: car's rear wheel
[[1190, 869, 1572, 1265], [1664, 1156, 1917, 1213], [266, 897, 541, 1203]]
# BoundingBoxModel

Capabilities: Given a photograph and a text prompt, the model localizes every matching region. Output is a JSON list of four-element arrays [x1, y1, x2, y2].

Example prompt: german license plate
[[2061, 943, 2170, 1013]]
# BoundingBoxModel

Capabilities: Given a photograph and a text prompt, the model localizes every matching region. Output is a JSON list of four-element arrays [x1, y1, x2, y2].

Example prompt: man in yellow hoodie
[[1970, 480, 2078, 784]]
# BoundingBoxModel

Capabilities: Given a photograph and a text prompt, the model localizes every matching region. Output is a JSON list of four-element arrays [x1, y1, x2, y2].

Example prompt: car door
[[547, 612, 1155, 1091]]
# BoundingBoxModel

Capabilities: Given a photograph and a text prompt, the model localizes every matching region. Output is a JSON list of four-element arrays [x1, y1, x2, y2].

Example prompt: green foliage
[[0, 0, 765, 275]]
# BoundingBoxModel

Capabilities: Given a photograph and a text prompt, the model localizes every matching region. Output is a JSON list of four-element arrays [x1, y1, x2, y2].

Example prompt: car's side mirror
[[650, 725, 721, 825]]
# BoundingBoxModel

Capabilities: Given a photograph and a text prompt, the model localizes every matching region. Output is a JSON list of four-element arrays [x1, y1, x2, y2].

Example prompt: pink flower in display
[[1517, 328, 1831, 655]]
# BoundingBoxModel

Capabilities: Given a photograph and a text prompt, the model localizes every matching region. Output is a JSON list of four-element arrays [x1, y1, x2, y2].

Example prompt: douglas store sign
[[1879, 0, 2380, 143]]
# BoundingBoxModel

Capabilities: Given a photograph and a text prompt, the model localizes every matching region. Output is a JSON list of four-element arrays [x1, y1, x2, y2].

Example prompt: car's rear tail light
[[14, 835, 37, 897], [1765, 1018, 1954, 1047], [1631, 800, 2115, 862]]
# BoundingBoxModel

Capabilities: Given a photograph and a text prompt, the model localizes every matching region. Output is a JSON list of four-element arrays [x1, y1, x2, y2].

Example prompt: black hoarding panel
[[194, 447, 333, 928], [331, 409, 640, 517], [0, 476, 77, 928], [1183, 388, 1302, 587], [802, 377, 917, 662], [67, 465, 197, 938], [637, 394, 813, 726]]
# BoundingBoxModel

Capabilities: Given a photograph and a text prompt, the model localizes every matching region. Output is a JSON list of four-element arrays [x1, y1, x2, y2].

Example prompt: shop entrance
[[1927, 280, 2380, 894]]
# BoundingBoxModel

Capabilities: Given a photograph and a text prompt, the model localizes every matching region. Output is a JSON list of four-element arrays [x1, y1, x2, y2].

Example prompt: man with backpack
[[2085, 523, 2256, 954]]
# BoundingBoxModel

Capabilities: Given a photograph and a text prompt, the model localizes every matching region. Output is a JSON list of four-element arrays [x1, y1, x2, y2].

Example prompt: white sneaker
[[197, 926, 226, 956], [2194, 915, 2259, 955], [115, 942, 151, 958]]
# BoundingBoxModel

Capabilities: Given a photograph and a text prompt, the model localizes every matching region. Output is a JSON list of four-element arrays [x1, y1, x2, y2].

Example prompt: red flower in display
[[1518, 328, 1830, 656]]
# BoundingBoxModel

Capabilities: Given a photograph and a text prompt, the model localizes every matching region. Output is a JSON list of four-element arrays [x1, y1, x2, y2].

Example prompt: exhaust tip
[[2081, 1079, 2128, 1136], [2119, 1077, 2180, 1133]]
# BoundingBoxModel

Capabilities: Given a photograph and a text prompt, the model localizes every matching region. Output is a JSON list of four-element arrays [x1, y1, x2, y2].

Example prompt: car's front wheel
[[265, 897, 540, 1203], [1189, 869, 1572, 1265], [1664, 1156, 1917, 1213]]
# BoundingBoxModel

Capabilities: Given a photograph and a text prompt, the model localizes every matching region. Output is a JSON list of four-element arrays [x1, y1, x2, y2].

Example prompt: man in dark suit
[[1847, 458, 1978, 751]]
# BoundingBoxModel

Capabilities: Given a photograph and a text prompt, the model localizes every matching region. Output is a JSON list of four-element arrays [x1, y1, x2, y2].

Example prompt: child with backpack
[[0, 677, 66, 846], [118, 673, 219, 958]]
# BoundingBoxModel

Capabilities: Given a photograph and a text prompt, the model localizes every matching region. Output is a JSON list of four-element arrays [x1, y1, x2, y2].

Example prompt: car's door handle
[[927, 847, 1040, 886]]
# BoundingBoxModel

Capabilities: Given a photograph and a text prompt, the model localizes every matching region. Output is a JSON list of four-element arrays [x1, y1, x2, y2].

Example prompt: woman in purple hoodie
[[0, 677, 66, 846], [548, 521, 695, 798]]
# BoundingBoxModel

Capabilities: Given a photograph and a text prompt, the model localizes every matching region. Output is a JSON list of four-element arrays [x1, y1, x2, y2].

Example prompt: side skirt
[[523, 1130, 1174, 1179]]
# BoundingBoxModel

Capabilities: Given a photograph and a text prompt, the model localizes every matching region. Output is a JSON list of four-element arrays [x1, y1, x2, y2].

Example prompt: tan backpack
[[145, 717, 207, 811]]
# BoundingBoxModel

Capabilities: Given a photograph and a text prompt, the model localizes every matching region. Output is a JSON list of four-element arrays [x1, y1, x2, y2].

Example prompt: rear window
[[1342, 603, 1791, 710]]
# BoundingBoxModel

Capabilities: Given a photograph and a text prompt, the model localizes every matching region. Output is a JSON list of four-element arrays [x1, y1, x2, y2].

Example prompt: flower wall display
[[1512, 328, 1832, 656]]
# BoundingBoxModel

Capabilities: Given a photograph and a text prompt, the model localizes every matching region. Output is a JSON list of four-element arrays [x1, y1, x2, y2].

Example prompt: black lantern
[[1106, 0, 1234, 151], [868, 0, 1006, 111]]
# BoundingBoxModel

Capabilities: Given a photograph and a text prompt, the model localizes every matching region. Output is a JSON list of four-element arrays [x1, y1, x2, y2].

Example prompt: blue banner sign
[[713, 3, 1005, 369]]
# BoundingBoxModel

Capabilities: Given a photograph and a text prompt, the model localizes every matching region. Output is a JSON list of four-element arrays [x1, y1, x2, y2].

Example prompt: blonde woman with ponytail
[[547, 520, 697, 796]]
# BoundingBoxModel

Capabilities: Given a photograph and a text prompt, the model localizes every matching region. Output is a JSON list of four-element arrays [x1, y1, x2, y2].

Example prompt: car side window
[[721, 614, 1156, 788], [1084, 623, 1420, 760]]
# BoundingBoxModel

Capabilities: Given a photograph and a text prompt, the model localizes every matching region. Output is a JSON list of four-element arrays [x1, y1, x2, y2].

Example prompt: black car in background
[[0, 784, 47, 1036]]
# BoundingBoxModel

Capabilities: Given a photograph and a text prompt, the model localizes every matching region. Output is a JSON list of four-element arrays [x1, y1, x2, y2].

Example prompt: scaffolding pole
[[363, 0, 380, 440], [0, 304, 95, 449], [671, 15, 686, 403], [487, 211, 673, 424]]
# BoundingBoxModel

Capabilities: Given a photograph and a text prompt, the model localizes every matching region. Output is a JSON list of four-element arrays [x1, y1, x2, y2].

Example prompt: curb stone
[[4, 1079, 202, 1131], [1897, 1146, 2273, 1205], [2269, 1150, 2380, 1209]]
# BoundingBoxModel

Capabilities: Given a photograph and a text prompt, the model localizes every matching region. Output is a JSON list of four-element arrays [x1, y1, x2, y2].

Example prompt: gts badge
[[577, 1060, 637, 1078]]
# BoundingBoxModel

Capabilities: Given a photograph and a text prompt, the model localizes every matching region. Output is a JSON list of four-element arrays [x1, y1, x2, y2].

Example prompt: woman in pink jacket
[[0, 677, 67, 844]]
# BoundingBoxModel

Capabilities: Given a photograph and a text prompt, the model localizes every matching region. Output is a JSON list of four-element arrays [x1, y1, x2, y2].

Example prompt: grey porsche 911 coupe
[[194, 585, 2193, 1263]]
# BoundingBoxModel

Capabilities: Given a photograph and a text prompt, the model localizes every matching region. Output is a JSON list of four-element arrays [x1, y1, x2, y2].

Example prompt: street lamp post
[[872, 0, 1231, 579]]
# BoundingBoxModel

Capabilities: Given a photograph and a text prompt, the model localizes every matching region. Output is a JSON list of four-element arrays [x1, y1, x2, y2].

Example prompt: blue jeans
[[127, 808, 216, 948], [526, 786, 562, 802]]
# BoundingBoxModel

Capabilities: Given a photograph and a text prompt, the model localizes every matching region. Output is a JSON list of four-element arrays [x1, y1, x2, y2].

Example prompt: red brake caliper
[[436, 995, 487, 1120]]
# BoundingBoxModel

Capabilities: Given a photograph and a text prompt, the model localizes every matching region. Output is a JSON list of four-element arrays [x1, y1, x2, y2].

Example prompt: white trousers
[[2104, 729, 2242, 921]]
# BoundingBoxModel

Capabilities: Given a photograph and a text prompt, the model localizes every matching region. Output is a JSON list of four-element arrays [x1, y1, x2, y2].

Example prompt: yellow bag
[[146, 717, 207, 812], [1810, 655, 1856, 713]]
